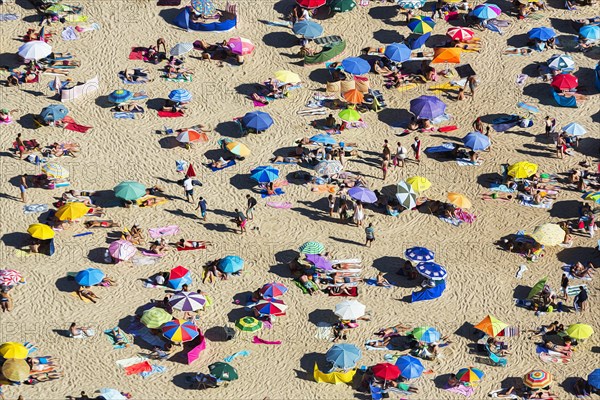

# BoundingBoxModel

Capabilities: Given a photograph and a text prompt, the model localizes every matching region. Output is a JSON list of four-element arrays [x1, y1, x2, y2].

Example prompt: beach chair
[[485, 345, 508, 367], [370, 384, 384, 400]]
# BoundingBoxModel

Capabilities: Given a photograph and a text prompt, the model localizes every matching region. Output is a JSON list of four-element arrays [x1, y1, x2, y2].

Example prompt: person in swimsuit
[[76, 286, 99, 303], [84, 220, 119, 228]]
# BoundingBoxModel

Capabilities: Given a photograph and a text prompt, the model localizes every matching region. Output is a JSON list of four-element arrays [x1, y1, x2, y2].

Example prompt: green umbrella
[[329, 0, 356, 12], [236, 316, 262, 332], [527, 276, 548, 299], [141, 307, 172, 329], [114, 180, 146, 201], [298, 241, 325, 255], [208, 362, 239, 381]]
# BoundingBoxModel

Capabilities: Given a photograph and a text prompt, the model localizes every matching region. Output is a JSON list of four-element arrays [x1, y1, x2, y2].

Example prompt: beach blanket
[[113, 112, 136, 119], [539, 351, 571, 363], [124, 361, 152, 375], [157, 111, 184, 118], [266, 201, 292, 209], [177, 244, 206, 251], [425, 143, 455, 154], [62, 26, 79, 41], [561, 265, 592, 281], [365, 279, 392, 288], [446, 385, 475, 397], [456, 158, 483, 166], [439, 216, 462, 226], [438, 125, 458, 132], [294, 280, 318, 294], [261, 188, 284, 198], [116, 356, 147, 368], [141, 364, 167, 379], [125, 320, 166, 347], [149, 225, 180, 239], [70, 291, 91, 303], [411, 281, 446, 302], [73, 232, 93, 237], [311, 184, 337, 193], [315, 322, 334, 341], [128, 48, 147, 61], [161, 75, 193, 83], [519, 200, 553, 209], [365, 339, 395, 351], [489, 183, 515, 193], [104, 328, 130, 349], [498, 326, 520, 337], [252, 336, 281, 345], [207, 160, 236, 171], [565, 284, 587, 297], [0, 14, 18, 21], [328, 286, 358, 296], [64, 122, 92, 133], [23, 204, 49, 214], [223, 350, 250, 363]]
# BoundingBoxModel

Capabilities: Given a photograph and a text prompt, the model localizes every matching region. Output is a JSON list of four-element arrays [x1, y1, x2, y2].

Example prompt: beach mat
[[328, 286, 358, 296], [104, 327, 130, 349], [64, 122, 92, 133], [177, 244, 207, 252], [438, 125, 458, 132], [261, 188, 284, 198], [114, 112, 136, 119], [266, 201, 292, 209], [161, 75, 193, 83], [207, 160, 236, 171], [23, 204, 49, 214], [157, 111, 184, 118], [70, 291, 91, 303]]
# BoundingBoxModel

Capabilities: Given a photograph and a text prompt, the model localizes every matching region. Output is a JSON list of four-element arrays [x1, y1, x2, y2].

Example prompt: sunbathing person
[[176, 239, 211, 249], [76, 286, 99, 303], [110, 327, 129, 347], [451, 40, 481, 51], [149, 239, 169, 254], [375, 323, 411, 337], [527, 321, 563, 338], [24, 371, 63, 385], [84, 220, 119, 228], [544, 337, 573, 355], [69, 322, 93, 338], [366, 336, 393, 348], [114, 102, 144, 113], [328, 284, 354, 296], [481, 193, 514, 201], [503, 47, 533, 55], [570, 262, 595, 278], [298, 274, 318, 295], [376, 272, 391, 287], [209, 157, 229, 169], [270, 155, 300, 163]]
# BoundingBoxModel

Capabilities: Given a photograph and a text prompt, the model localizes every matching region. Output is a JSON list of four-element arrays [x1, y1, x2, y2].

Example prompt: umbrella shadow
[[172, 372, 197, 390], [308, 308, 338, 326], [16, 113, 42, 130], [94, 95, 113, 109], [328, 236, 363, 246], [506, 33, 529, 48], [146, 97, 165, 111], [262, 31, 298, 49], [226, 307, 249, 323], [549, 200, 581, 219], [87, 247, 110, 264], [0, 232, 30, 249], [373, 29, 404, 44], [368, 5, 398, 20], [55, 276, 78, 293], [165, 208, 198, 220], [560, 377, 580, 395], [215, 121, 243, 139], [52, 329, 72, 338], [372, 256, 411, 287], [228, 174, 255, 191], [377, 108, 412, 128], [204, 326, 228, 342], [297, 351, 322, 381], [308, 68, 331, 85], [557, 246, 600, 265], [203, 223, 236, 233], [158, 8, 182, 26], [453, 321, 477, 341], [158, 136, 180, 149], [434, 373, 453, 389], [522, 83, 555, 106]]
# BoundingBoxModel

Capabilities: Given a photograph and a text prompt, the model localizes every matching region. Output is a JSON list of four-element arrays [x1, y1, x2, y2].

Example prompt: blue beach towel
[[207, 160, 236, 172], [261, 188, 284, 198], [411, 280, 446, 302]]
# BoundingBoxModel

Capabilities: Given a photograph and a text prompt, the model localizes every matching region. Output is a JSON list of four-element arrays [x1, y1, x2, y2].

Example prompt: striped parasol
[[299, 241, 325, 254], [524, 369, 552, 389], [162, 319, 199, 343], [41, 162, 69, 179], [170, 43, 194, 57], [141, 307, 172, 329], [396, 180, 417, 209], [176, 129, 208, 144], [169, 291, 207, 311], [0, 270, 23, 286], [254, 298, 288, 315], [169, 89, 192, 103], [236, 316, 262, 332]]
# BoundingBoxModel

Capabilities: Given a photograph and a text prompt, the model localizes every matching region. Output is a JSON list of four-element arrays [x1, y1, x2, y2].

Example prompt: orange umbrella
[[343, 89, 364, 104], [432, 48, 461, 64], [176, 129, 208, 144]]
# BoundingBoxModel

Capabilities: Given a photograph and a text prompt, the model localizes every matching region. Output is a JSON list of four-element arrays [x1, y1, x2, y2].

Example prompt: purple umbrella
[[409, 95, 446, 120], [306, 254, 333, 270], [348, 187, 377, 203]]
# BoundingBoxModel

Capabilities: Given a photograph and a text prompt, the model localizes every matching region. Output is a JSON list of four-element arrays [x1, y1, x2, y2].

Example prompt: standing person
[[328, 194, 336, 217], [544, 116, 556, 137], [411, 137, 421, 163], [338, 192, 349, 221], [246, 194, 257, 220], [353, 200, 365, 227], [382, 139, 391, 162], [15, 133, 25, 159], [484, 126, 492, 151], [234, 209, 247, 234], [182, 175, 194, 203], [556, 133, 565, 159], [561, 273, 569, 300], [365, 223, 375, 247], [467, 75, 477, 99], [394, 142, 408, 168], [19, 174, 28, 203], [574, 286, 588, 312], [381, 158, 389, 180], [195, 197, 207, 221]]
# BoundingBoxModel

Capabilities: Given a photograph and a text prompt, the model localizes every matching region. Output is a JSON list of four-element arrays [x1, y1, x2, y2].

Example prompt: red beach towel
[[124, 361, 152, 375], [252, 336, 282, 345], [438, 125, 458, 132], [64, 122, 92, 133], [328, 286, 359, 297], [129, 47, 146, 60], [158, 111, 184, 118]]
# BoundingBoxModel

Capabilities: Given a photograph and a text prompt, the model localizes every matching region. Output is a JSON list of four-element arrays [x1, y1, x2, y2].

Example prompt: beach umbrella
[[273, 70, 301, 84], [306, 254, 333, 270], [524, 370, 552, 389], [472, 3, 501, 19], [254, 298, 288, 315], [408, 16, 435, 34], [456, 367, 484, 385], [236, 316, 262, 332], [562, 122, 586, 136], [41, 162, 69, 179], [409, 95, 446, 120], [108, 240, 137, 262], [218, 256, 244, 274], [141, 307, 172, 329], [405, 247, 434, 262], [396, 180, 417, 209], [260, 282, 288, 298], [0, 270, 22, 287], [242, 111, 273, 131], [580, 25, 600, 40], [314, 160, 343, 176], [343, 89, 364, 104], [338, 108, 361, 122], [446, 27, 474, 41], [410, 326, 441, 343], [299, 241, 325, 255], [397, 0, 426, 9], [0, 342, 28, 359], [416, 262, 447, 280], [250, 166, 279, 183], [531, 223, 565, 246], [463, 131, 490, 151], [341, 57, 370, 75], [208, 362, 238, 381], [27, 223, 54, 240], [372, 363, 401, 380], [18, 40, 52, 60], [326, 343, 362, 370], [168, 89, 192, 103], [507, 161, 538, 179], [167, 266, 192, 290], [292, 20, 324, 39], [2, 359, 30, 382], [583, 192, 600, 204], [406, 176, 431, 193], [348, 187, 377, 203], [225, 141, 251, 157], [384, 43, 411, 62], [566, 323, 593, 340], [588, 369, 600, 389], [334, 300, 365, 320], [227, 37, 255, 55], [114, 181, 146, 201], [475, 315, 507, 337], [40, 104, 68, 122], [329, 0, 357, 13], [170, 43, 194, 57], [527, 277, 548, 299], [528, 27, 556, 41], [395, 355, 424, 379], [447, 192, 472, 209], [162, 319, 199, 343], [107, 89, 133, 104], [310, 134, 337, 145], [547, 54, 574, 71], [432, 48, 461, 64], [191, 0, 216, 15], [169, 291, 207, 312], [56, 202, 89, 221], [176, 129, 208, 144], [97, 389, 127, 400], [75, 268, 105, 286], [297, 0, 326, 7], [46, 4, 72, 13], [551, 73, 578, 91]]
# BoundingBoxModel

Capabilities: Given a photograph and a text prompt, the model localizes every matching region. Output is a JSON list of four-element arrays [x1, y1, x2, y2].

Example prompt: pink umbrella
[[227, 37, 255, 55], [108, 240, 137, 262], [0, 270, 22, 286]]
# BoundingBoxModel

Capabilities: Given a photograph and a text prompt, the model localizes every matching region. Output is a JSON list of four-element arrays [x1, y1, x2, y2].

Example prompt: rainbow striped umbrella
[[456, 367, 484, 385], [260, 282, 288, 298], [254, 298, 288, 315], [524, 369, 552, 389], [162, 319, 199, 343]]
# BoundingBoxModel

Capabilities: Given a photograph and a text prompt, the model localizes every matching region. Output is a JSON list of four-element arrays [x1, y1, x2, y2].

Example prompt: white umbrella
[[561, 122, 586, 136], [314, 160, 343, 176], [334, 300, 366, 320], [18, 40, 52, 60], [170, 43, 193, 57], [547, 54, 574, 71], [396, 180, 417, 210]]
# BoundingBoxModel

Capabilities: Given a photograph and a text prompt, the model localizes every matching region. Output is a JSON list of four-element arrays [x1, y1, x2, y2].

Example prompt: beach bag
[[340, 80, 355, 92], [326, 81, 340, 93]]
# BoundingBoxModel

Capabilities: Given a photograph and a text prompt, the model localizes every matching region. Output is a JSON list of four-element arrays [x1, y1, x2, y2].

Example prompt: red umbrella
[[297, 0, 326, 8], [186, 164, 196, 177], [446, 27, 474, 41], [551, 74, 578, 90], [372, 363, 401, 380]]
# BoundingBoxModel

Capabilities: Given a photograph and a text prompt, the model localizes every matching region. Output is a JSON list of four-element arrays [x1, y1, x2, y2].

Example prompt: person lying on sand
[[544, 337, 573, 355], [76, 286, 99, 303], [209, 157, 229, 169], [114, 102, 144, 113], [481, 193, 514, 201], [176, 239, 212, 249], [570, 262, 595, 278], [375, 324, 411, 337], [69, 322, 94, 338], [84, 220, 119, 228], [149, 239, 169, 254], [503, 48, 533, 55]]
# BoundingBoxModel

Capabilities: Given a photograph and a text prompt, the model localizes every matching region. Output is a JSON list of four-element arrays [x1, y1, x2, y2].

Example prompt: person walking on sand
[[195, 197, 207, 221], [382, 139, 391, 162], [19, 174, 28, 203], [246, 194, 257, 220], [234, 208, 247, 234], [561, 273, 569, 300], [485, 126, 492, 152], [574, 286, 588, 312], [411, 137, 421, 163], [381, 158, 389, 180], [182, 175, 194, 203], [467, 75, 477, 99], [328, 194, 336, 217], [365, 223, 375, 247], [556, 133, 565, 159], [544, 116, 556, 137], [394, 142, 407, 168]]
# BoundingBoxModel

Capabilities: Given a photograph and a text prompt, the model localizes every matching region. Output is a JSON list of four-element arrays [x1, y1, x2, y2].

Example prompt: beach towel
[[131, 256, 157, 266], [0, 14, 18, 21], [64, 122, 92, 133], [124, 361, 152, 375], [264, 20, 293, 27], [365, 279, 392, 288], [113, 112, 136, 119], [266, 201, 292, 209], [261, 188, 284, 198], [328, 286, 358, 297], [365, 340, 395, 351], [561, 265, 592, 281], [177, 244, 206, 251], [498, 326, 520, 337], [223, 350, 250, 363], [23, 204, 49, 214], [253, 100, 269, 107], [104, 328, 130, 349], [116, 356, 147, 368], [446, 385, 475, 397], [73, 232, 93, 237], [396, 83, 419, 93], [252, 336, 281, 345], [161, 75, 193, 83], [141, 251, 163, 257], [128, 48, 146, 61], [125, 320, 166, 347], [61, 26, 79, 41], [565, 284, 587, 297], [140, 364, 167, 379], [489, 184, 515, 193], [157, 111, 184, 118], [149, 225, 180, 239], [206, 160, 236, 171], [315, 322, 334, 341], [438, 125, 458, 132], [539, 351, 571, 363], [456, 158, 483, 166], [425, 143, 455, 154], [439, 216, 462, 226], [411, 281, 446, 302], [519, 200, 553, 209]]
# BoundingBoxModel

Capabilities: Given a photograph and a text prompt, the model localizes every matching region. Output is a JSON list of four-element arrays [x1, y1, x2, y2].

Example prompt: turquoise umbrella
[[113, 181, 146, 201]]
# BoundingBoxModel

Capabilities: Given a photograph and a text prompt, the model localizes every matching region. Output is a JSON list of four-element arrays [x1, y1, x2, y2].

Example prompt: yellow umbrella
[[474, 315, 508, 337], [447, 192, 471, 209], [566, 324, 594, 340], [273, 70, 301, 84], [406, 176, 431, 193], [531, 223, 565, 246], [27, 223, 55, 240], [225, 141, 251, 158], [55, 202, 89, 221], [0, 342, 28, 359], [2, 359, 30, 381], [507, 161, 538, 179], [41, 162, 69, 179]]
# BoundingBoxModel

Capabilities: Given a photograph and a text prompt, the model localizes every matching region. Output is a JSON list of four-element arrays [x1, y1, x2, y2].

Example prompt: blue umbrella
[[384, 43, 412, 62], [341, 57, 370, 75], [250, 166, 279, 183], [326, 343, 362, 370], [108, 89, 133, 104], [471, 3, 501, 19], [588, 369, 600, 389], [168, 89, 192, 103], [75, 268, 105, 286], [407, 32, 431, 50], [218, 256, 244, 274], [411, 326, 441, 343], [309, 134, 337, 145], [528, 27, 556, 41], [242, 111, 274, 131], [409, 95, 446, 120], [40, 104, 69, 122], [395, 355, 424, 379], [348, 186, 377, 203], [416, 261, 447, 280], [580, 25, 600, 40], [404, 247, 434, 262], [292, 20, 324, 39], [463, 131, 490, 151]]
